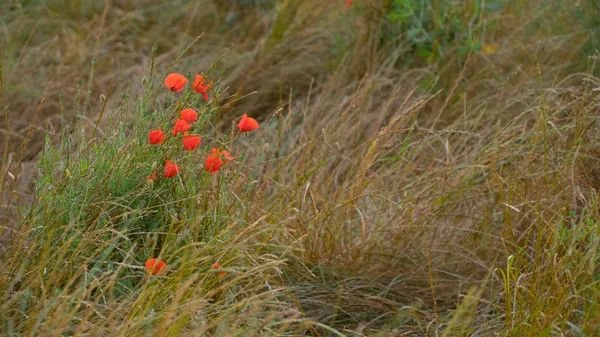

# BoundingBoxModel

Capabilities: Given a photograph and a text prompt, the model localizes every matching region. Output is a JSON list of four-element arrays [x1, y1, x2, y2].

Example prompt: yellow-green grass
[[2, 0, 600, 335]]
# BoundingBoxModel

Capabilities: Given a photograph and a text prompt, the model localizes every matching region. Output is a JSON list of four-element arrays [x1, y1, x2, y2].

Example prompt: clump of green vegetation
[[3, 0, 600, 336]]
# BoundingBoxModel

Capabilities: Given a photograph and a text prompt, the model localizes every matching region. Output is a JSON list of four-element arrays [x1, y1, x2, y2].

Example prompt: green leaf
[[565, 321, 586, 336]]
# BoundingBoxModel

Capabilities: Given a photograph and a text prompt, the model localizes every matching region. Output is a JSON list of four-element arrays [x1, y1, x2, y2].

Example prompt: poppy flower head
[[220, 149, 233, 164], [164, 73, 187, 92], [238, 113, 259, 132], [192, 74, 211, 101], [212, 262, 225, 278], [182, 135, 202, 151], [172, 119, 191, 136], [148, 129, 166, 145], [345, 0, 352, 8], [164, 159, 181, 178], [145, 258, 167, 275], [205, 154, 223, 174], [192, 74, 211, 92], [146, 172, 157, 181], [205, 148, 232, 173], [180, 108, 198, 123]]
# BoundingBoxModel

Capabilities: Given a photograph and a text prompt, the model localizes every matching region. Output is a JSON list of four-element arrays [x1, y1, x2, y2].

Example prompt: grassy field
[[2, 0, 600, 335]]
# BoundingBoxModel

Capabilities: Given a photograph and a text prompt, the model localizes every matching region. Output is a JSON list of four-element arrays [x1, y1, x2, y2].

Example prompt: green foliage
[[236, 0, 276, 7], [384, 0, 506, 61]]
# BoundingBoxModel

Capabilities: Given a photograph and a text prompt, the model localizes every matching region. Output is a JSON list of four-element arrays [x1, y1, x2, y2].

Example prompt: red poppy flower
[[180, 108, 198, 123], [192, 74, 211, 101], [238, 113, 259, 132], [146, 172, 157, 181], [205, 148, 233, 173], [164, 73, 187, 92], [182, 135, 202, 151], [204, 147, 233, 173], [345, 0, 352, 8], [172, 119, 191, 136], [205, 153, 223, 174], [145, 258, 167, 275], [212, 148, 233, 163], [164, 160, 181, 178], [148, 129, 166, 145], [212, 262, 225, 278]]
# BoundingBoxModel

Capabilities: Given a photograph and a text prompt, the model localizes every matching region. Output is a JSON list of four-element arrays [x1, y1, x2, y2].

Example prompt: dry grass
[[2, 0, 600, 335]]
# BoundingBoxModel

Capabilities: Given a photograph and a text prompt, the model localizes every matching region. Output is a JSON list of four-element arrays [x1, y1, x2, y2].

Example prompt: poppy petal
[[145, 258, 167, 275], [182, 135, 202, 151], [172, 119, 191, 136], [164, 159, 181, 178], [238, 113, 259, 132], [164, 73, 187, 92], [180, 108, 198, 123], [148, 130, 166, 145], [205, 155, 223, 173]]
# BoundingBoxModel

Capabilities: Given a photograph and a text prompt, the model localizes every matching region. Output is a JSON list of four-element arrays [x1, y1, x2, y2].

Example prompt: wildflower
[[180, 108, 198, 123], [237, 113, 259, 132], [182, 135, 202, 151], [205, 154, 223, 173], [345, 0, 352, 8], [164, 73, 187, 92], [146, 172, 157, 181], [148, 129, 166, 145], [215, 148, 233, 163], [205, 149, 224, 173], [145, 258, 167, 275], [172, 119, 191, 136], [192, 74, 211, 101], [212, 262, 225, 278], [205, 148, 233, 173], [164, 159, 181, 178]]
